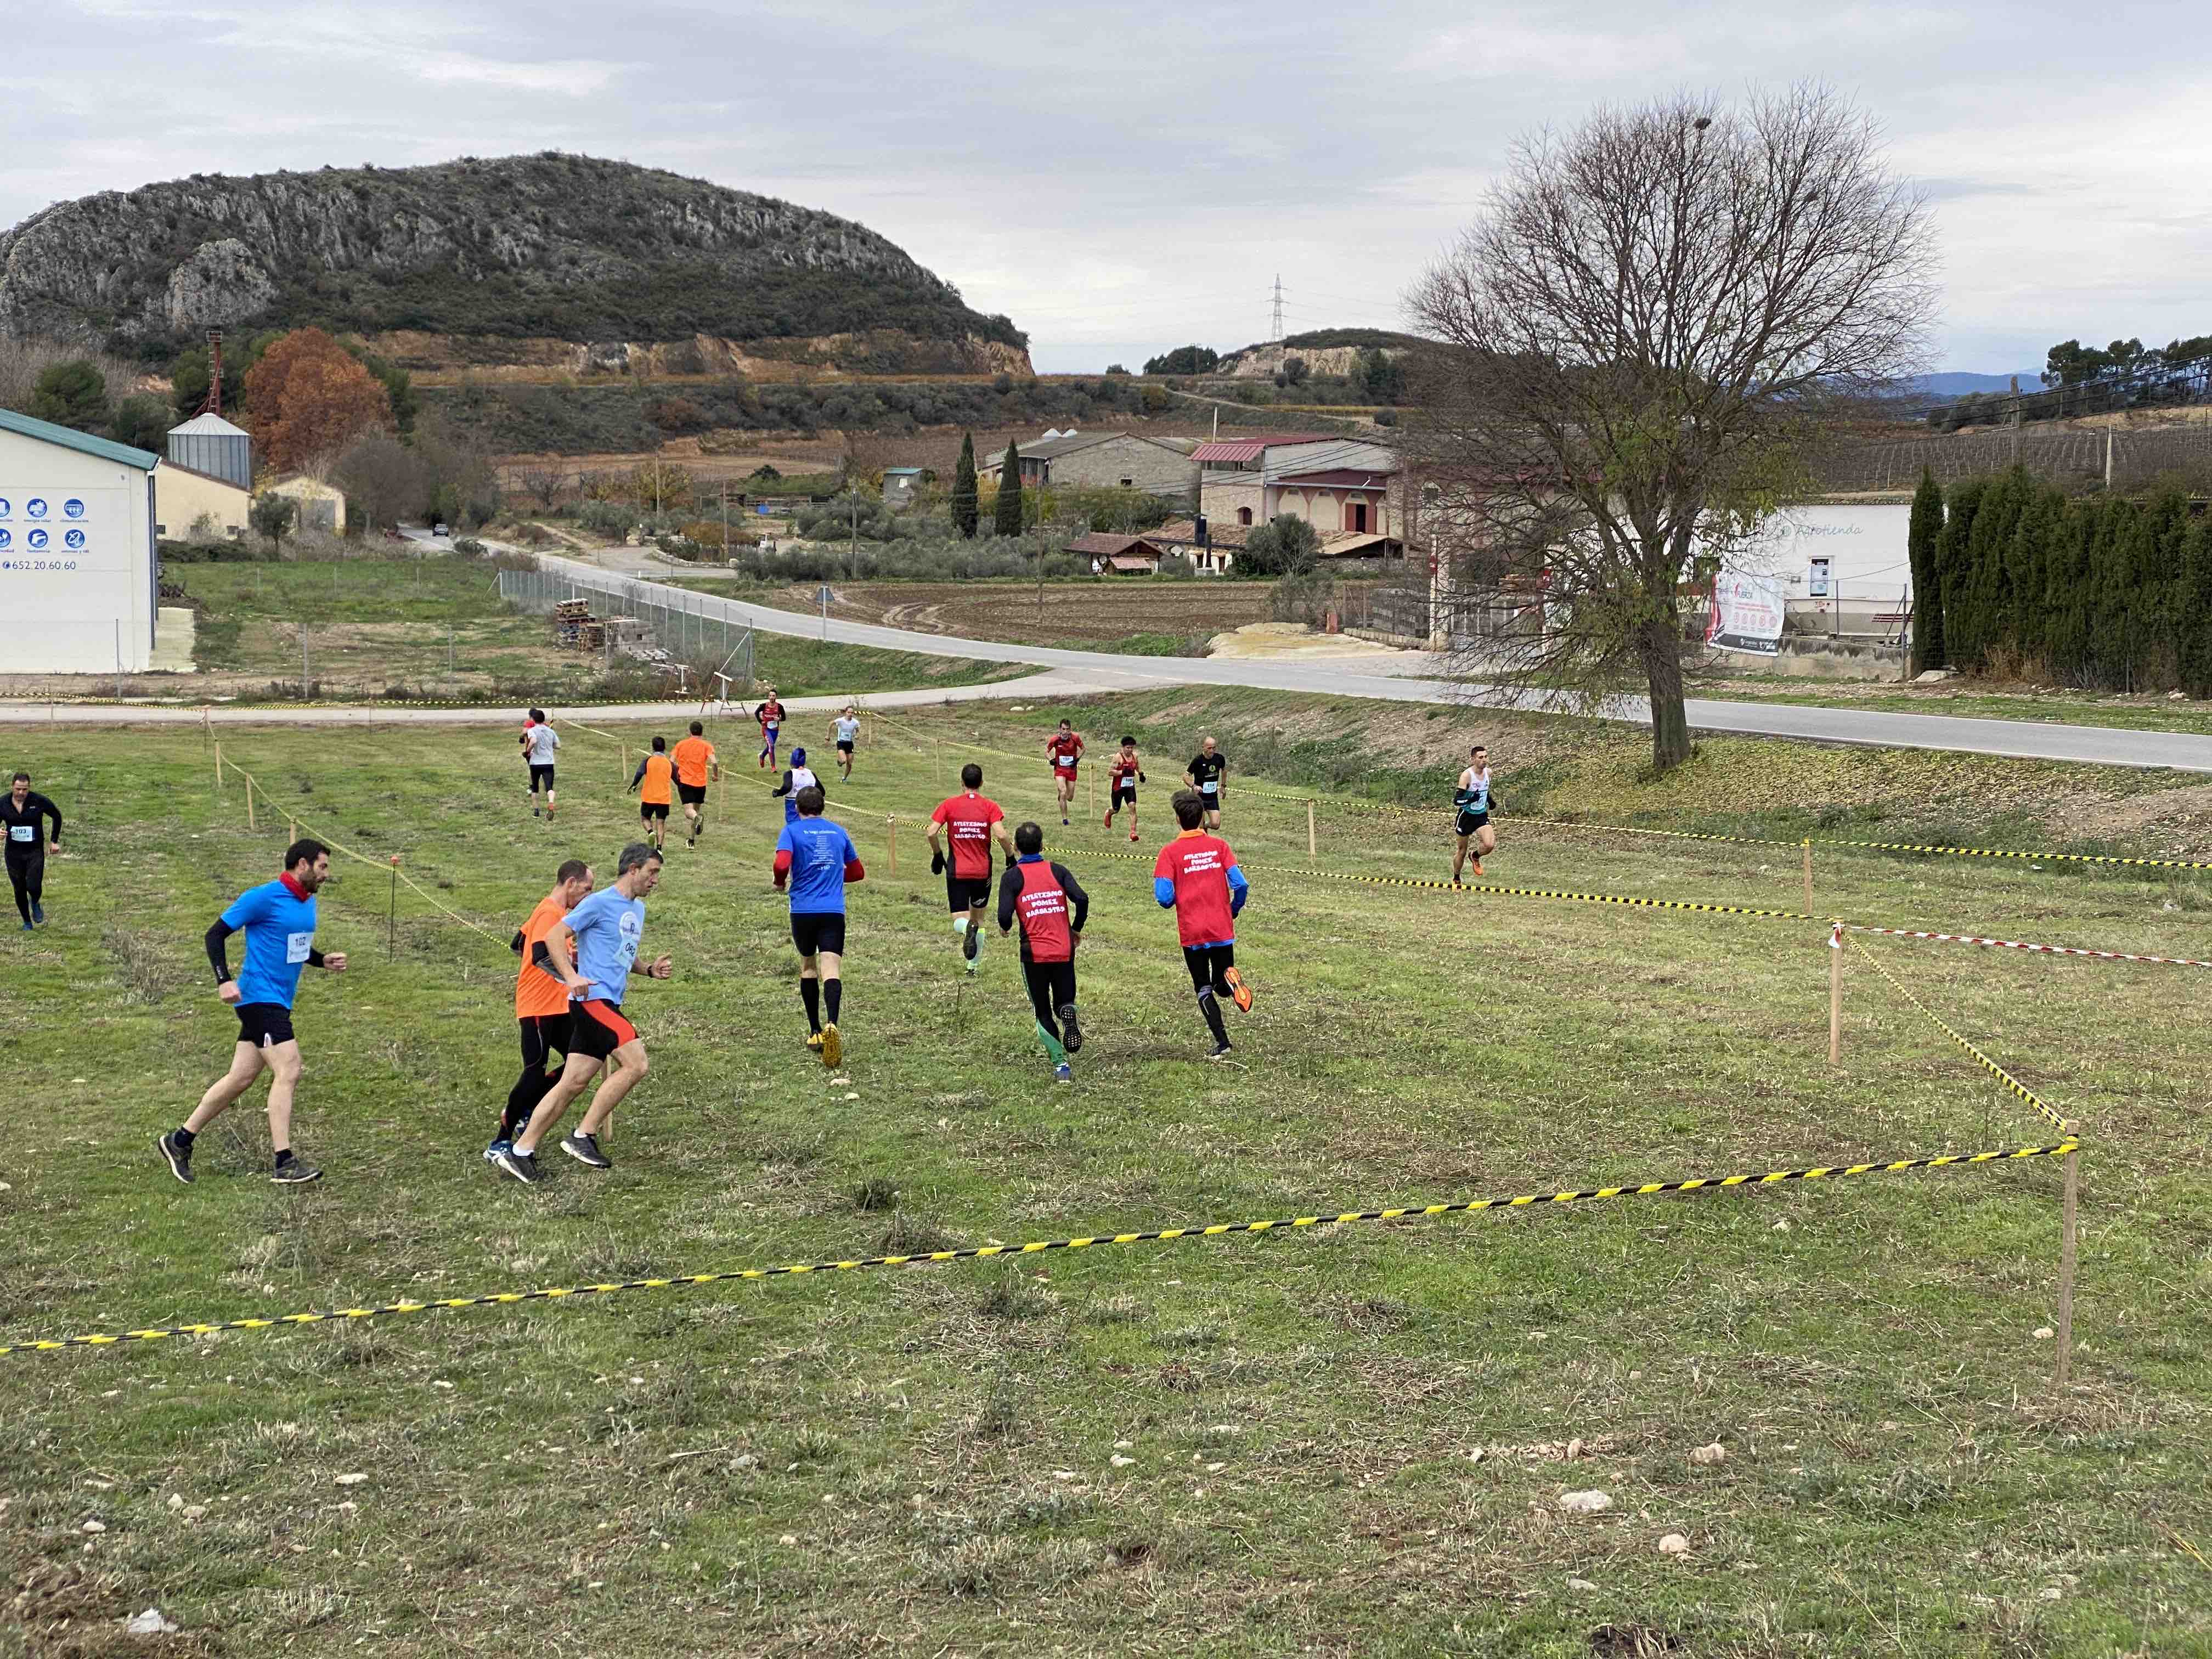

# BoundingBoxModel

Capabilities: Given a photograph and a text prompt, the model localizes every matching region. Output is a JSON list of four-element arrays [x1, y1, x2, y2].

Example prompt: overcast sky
[[5, 1, 2208, 375]]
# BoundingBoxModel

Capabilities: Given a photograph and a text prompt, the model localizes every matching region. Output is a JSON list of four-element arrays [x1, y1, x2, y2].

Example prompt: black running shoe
[[157, 1131, 194, 1184], [270, 1159, 324, 1184], [493, 1146, 543, 1184], [961, 924, 980, 962], [1057, 1003, 1082, 1054], [1206, 1039, 1234, 1062], [561, 1131, 611, 1170]]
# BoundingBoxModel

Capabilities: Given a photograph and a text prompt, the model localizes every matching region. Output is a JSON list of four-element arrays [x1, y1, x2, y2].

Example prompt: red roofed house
[[1189, 433, 1408, 566]]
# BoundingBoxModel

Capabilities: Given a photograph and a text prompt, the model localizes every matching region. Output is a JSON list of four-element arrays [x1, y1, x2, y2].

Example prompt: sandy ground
[[1202, 622, 1406, 661]]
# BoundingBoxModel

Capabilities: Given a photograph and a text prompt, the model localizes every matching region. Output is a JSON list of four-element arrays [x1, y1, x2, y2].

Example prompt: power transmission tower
[[1271, 274, 1286, 371]]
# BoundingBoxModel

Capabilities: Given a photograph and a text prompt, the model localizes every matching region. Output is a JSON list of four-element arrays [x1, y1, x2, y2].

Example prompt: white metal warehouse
[[0, 407, 161, 673]]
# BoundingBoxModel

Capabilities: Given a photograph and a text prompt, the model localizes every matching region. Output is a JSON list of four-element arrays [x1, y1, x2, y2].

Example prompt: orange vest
[[514, 895, 572, 1019], [672, 735, 715, 788], [640, 753, 674, 805]]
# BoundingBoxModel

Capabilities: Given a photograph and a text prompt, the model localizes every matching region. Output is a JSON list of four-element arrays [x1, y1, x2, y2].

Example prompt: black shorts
[[529, 764, 556, 791], [235, 1002, 297, 1048], [640, 800, 670, 820], [1456, 810, 1490, 837], [1197, 789, 1221, 812], [835, 740, 855, 755], [569, 999, 638, 1060], [1182, 943, 1235, 993], [677, 782, 708, 805], [519, 1012, 571, 1069], [1112, 783, 1137, 808], [791, 912, 848, 957], [946, 873, 991, 912]]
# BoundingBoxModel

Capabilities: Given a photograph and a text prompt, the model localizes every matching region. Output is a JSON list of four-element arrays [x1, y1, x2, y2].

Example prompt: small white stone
[[1052, 1470, 1076, 1481], [1771, 1219, 1790, 1232], [430, 1380, 454, 1390], [1567, 1578, 1599, 1593], [334, 1472, 368, 1486], [1689, 1442, 1727, 1467], [1559, 1490, 1612, 1514], [337, 1501, 358, 1513], [1628, 1370, 1643, 1380], [1113, 1440, 1134, 1451], [1110, 1455, 1135, 1468], [2039, 1587, 2063, 1601], [181, 1505, 206, 1521], [1566, 1437, 1584, 1460], [166, 1493, 183, 1509], [2034, 1327, 2055, 1340], [125, 1607, 178, 1636], [778, 1534, 798, 1546], [81, 1520, 106, 1533], [732, 1454, 757, 1470], [1658, 1532, 1691, 1555], [843, 1092, 860, 1101], [1206, 1462, 1225, 1473], [1468, 1447, 1487, 1464]]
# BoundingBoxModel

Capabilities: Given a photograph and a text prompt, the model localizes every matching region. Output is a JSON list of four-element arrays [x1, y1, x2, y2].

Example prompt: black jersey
[[1187, 753, 1228, 796], [1, 791, 61, 852]]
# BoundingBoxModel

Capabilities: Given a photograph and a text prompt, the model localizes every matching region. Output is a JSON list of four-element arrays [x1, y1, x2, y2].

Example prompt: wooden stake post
[[245, 776, 256, 832], [1308, 799, 1318, 860], [213, 741, 224, 795], [388, 856, 400, 958], [886, 816, 899, 877], [2056, 1148, 2079, 1387], [1802, 839, 1814, 913], [1827, 922, 1843, 1065]]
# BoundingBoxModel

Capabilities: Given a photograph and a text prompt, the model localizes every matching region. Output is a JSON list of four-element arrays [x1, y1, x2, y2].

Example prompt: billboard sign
[[1706, 569, 1786, 654]]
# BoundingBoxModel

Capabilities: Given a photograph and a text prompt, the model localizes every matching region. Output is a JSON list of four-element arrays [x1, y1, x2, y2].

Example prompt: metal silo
[[166, 413, 254, 489]]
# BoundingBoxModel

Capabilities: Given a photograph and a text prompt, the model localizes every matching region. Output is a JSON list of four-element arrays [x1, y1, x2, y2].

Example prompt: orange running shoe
[[1223, 967, 1254, 1013]]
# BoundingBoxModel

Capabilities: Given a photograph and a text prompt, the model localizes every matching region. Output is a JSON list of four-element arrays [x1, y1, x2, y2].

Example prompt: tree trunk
[[1638, 610, 1692, 772]]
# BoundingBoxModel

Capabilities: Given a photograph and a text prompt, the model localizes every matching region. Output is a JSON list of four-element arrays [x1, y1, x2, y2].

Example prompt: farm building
[[267, 475, 348, 534], [880, 467, 926, 508], [978, 432, 1199, 503], [154, 461, 250, 540], [1065, 531, 1168, 573], [1195, 434, 1407, 556], [0, 406, 161, 673]]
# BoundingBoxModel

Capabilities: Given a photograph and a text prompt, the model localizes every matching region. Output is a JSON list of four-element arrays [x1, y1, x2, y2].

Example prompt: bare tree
[[516, 465, 565, 511], [1407, 86, 1936, 771]]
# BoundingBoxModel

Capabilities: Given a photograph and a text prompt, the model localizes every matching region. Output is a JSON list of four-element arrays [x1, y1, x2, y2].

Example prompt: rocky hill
[[1213, 328, 1420, 379], [0, 153, 1029, 377]]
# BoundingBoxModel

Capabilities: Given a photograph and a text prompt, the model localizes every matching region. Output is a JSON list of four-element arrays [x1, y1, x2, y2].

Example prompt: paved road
[[13, 533, 2212, 773]]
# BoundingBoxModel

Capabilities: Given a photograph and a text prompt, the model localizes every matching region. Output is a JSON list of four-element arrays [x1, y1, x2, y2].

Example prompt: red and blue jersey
[[1152, 830, 1248, 949], [997, 856, 1089, 963]]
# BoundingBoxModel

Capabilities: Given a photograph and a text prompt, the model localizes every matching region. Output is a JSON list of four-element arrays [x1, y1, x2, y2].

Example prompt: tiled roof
[[1190, 434, 1337, 463], [1276, 469, 1394, 488], [1065, 531, 1161, 556], [1151, 517, 1253, 548]]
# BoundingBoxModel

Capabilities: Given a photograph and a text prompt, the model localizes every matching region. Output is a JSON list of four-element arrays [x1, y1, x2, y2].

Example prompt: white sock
[[953, 917, 968, 938]]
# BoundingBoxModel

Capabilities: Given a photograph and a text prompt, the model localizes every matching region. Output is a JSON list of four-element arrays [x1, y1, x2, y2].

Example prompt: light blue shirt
[[565, 887, 646, 1005], [221, 879, 318, 1009]]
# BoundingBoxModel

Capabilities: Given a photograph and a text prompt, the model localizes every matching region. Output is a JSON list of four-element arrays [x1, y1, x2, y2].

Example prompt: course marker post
[[388, 856, 399, 959], [886, 816, 898, 878], [1828, 921, 1844, 1065], [287, 816, 296, 845], [621, 743, 629, 788], [1803, 839, 1813, 913], [245, 776, 256, 832], [1308, 799, 1318, 861], [2056, 1148, 2079, 1387], [213, 741, 223, 797]]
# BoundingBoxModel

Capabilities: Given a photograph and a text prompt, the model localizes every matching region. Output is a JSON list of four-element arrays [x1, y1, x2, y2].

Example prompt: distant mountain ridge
[[1908, 371, 2044, 397], [0, 153, 1029, 376]]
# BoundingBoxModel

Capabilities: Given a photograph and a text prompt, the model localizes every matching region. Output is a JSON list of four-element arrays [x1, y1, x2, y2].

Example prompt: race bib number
[[1057, 755, 1075, 768], [285, 931, 314, 964], [8, 825, 32, 841], [1200, 781, 1218, 794]]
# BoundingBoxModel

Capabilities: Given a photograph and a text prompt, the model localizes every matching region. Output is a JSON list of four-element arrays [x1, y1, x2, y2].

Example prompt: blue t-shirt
[[221, 879, 319, 1009], [778, 816, 859, 915], [564, 887, 646, 1005]]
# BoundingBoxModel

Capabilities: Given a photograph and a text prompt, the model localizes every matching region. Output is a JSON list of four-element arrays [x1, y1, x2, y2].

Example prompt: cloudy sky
[[5, 0, 2208, 374]]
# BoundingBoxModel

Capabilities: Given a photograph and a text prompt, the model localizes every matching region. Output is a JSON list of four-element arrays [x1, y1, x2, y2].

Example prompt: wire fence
[[498, 567, 757, 698]]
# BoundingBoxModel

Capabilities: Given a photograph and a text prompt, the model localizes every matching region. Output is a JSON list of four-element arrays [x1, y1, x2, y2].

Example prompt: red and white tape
[[1847, 924, 2212, 970]]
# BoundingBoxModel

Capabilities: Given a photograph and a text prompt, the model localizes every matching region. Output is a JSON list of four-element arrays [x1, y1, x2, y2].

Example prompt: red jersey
[[1046, 732, 1084, 772], [1154, 830, 1242, 948], [1003, 859, 1080, 962], [930, 792, 1005, 880], [1108, 752, 1140, 788]]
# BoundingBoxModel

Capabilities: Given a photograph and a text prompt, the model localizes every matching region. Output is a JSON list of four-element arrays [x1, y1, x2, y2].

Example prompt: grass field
[[152, 555, 1021, 706], [4, 694, 2210, 1657], [1690, 677, 2212, 738]]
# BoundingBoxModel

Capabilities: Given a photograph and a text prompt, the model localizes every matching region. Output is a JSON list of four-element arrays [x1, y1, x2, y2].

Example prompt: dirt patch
[[758, 580, 1278, 648]]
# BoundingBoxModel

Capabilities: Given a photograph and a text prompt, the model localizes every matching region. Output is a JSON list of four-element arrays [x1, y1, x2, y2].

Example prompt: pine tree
[[992, 439, 1024, 537], [2179, 516, 2212, 698], [950, 432, 979, 539], [1937, 478, 1984, 669], [1907, 469, 1944, 674]]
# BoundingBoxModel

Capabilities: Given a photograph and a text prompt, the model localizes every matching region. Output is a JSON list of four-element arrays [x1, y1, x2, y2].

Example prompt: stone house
[[977, 432, 1199, 504]]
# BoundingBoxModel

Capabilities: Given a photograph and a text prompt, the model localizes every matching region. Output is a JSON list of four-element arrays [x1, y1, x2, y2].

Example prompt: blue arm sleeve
[[1227, 865, 1249, 916], [1153, 876, 1177, 908]]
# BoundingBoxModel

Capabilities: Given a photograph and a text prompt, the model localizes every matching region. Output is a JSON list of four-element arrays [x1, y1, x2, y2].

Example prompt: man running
[[1452, 744, 1498, 883], [1154, 790, 1252, 1061], [629, 736, 676, 850], [1103, 737, 1144, 843], [521, 709, 560, 821], [927, 763, 1014, 975], [496, 843, 672, 1183], [997, 821, 1090, 1082], [772, 747, 820, 825], [831, 706, 861, 782], [754, 687, 786, 769], [488, 859, 594, 1164], [159, 839, 347, 1184], [1184, 737, 1228, 830], [1044, 718, 1085, 827], [672, 721, 719, 845], [3, 771, 62, 930], [774, 783, 865, 1068]]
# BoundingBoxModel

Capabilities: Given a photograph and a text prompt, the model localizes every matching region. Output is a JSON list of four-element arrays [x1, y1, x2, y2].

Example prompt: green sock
[[1036, 1022, 1068, 1066]]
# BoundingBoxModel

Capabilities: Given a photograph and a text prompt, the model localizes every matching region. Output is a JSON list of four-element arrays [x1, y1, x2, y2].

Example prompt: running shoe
[[1054, 1062, 1073, 1084], [1206, 1039, 1234, 1062], [820, 1023, 842, 1069], [561, 1132, 612, 1170], [1103, 812, 1113, 828], [806, 1031, 825, 1055], [1062, 815, 1070, 827], [1057, 1003, 1082, 1053], [157, 1130, 194, 1184], [30, 902, 44, 924], [1223, 967, 1254, 1013], [1128, 831, 1138, 842], [18, 921, 29, 932], [493, 1146, 543, 1184], [962, 925, 980, 963], [270, 1158, 324, 1184], [1471, 859, 1484, 877], [484, 1137, 511, 1164]]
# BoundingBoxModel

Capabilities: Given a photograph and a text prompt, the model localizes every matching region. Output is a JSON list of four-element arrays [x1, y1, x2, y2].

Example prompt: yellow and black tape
[[1526, 815, 2212, 874], [0, 1142, 2078, 1359], [1845, 935, 2076, 1135]]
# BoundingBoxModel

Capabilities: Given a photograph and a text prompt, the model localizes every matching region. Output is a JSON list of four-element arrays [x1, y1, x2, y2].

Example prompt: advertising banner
[[1706, 569, 1785, 655]]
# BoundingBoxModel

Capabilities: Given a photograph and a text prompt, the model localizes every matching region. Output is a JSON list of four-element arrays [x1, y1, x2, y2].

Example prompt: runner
[[1452, 743, 1498, 883], [1043, 718, 1085, 827], [521, 709, 560, 821], [3, 771, 62, 930], [672, 721, 719, 845], [495, 843, 672, 1183], [831, 706, 862, 782], [772, 747, 820, 825], [1184, 736, 1228, 830], [1154, 790, 1253, 1061], [773, 783, 865, 1068], [159, 839, 347, 1184], [487, 859, 594, 1164], [926, 763, 1015, 975], [997, 821, 1090, 1082], [628, 736, 676, 850], [1103, 737, 1144, 843], [754, 687, 786, 770]]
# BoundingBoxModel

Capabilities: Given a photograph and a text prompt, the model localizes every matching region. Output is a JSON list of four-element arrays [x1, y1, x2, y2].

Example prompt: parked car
[[432, 521, 450, 537]]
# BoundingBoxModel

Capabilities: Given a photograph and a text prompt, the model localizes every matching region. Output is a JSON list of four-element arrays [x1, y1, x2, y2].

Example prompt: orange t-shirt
[[514, 895, 574, 1019], [672, 735, 716, 788], [639, 752, 675, 805]]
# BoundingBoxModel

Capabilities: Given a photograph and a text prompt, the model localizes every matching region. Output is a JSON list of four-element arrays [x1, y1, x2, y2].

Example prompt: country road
[[10, 534, 2212, 775]]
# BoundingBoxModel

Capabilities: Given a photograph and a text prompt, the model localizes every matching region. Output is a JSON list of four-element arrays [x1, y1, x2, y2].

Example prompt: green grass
[[4, 697, 2210, 1656], [1696, 678, 2212, 737]]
